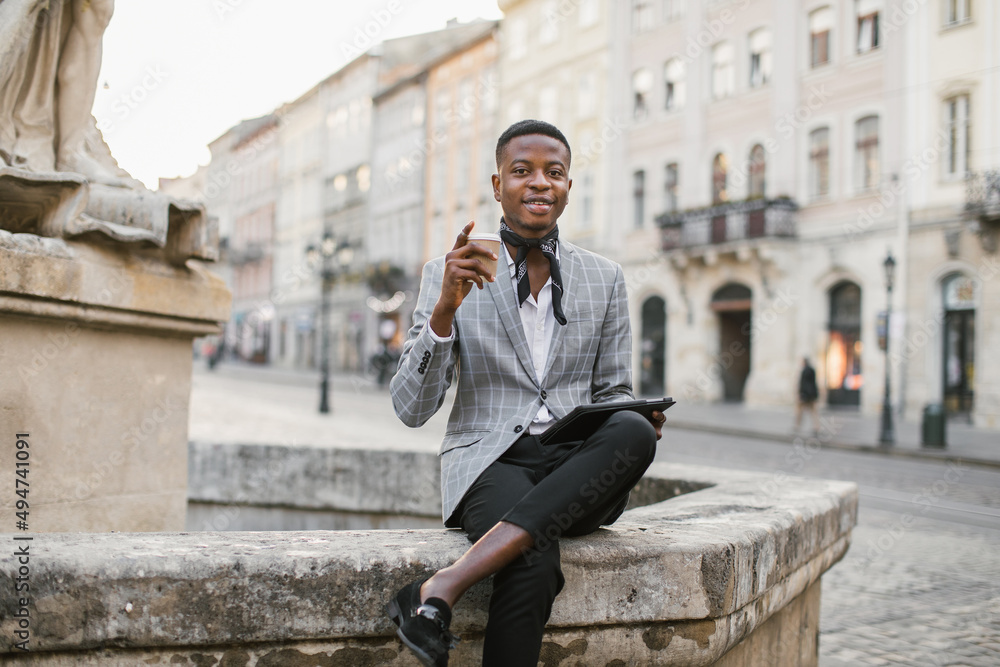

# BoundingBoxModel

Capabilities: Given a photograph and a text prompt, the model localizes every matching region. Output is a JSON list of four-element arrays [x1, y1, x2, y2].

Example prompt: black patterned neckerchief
[[498, 218, 566, 326]]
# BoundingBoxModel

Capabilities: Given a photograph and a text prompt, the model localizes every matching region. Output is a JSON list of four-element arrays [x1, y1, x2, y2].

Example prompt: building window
[[749, 29, 772, 88], [633, 170, 646, 228], [632, 68, 653, 119], [809, 7, 833, 67], [539, 0, 559, 44], [539, 85, 558, 124], [856, 0, 881, 54], [663, 58, 685, 111], [945, 0, 971, 25], [579, 0, 599, 27], [633, 0, 654, 33], [506, 98, 524, 126], [580, 170, 593, 229], [712, 153, 728, 204], [944, 94, 970, 177], [578, 72, 596, 119], [809, 127, 831, 199], [508, 18, 527, 60], [748, 144, 766, 197], [855, 115, 880, 192], [712, 42, 735, 99], [664, 162, 679, 213], [663, 0, 684, 21]]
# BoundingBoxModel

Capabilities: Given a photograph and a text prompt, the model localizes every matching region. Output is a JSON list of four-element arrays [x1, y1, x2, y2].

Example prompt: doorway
[[827, 281, 862, 407], [640, 296, 666, 397], [711, 284, 751, 402], [942, 274, 976, 416]]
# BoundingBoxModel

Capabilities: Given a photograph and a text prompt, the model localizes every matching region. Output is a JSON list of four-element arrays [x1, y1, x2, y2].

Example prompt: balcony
[[227, 241, 267, 265], [656, 197, 797, 251], [964, 170, 1000, 252]]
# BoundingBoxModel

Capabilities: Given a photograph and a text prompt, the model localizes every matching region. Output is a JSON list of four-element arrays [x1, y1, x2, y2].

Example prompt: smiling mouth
[[524, 199, 554, 215]]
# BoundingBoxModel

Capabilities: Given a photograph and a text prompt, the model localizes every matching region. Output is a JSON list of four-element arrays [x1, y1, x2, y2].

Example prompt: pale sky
[[94, 0, 503, 188]]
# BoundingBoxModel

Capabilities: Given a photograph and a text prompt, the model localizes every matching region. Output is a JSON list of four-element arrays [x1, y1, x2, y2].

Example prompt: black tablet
[[539, 397, 675, 445]]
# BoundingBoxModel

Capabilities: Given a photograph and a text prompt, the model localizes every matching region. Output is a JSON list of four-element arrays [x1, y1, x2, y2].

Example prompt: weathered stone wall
[[0, 461, 857, 665], [0, 231, 230, 532]]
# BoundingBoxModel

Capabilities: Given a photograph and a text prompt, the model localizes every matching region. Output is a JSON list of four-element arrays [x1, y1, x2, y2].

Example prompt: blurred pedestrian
[[795, 357, 820, 435]]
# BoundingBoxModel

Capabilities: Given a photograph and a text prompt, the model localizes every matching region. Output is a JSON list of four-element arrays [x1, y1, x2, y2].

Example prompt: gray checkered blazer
[[390, 240, 634, 525]]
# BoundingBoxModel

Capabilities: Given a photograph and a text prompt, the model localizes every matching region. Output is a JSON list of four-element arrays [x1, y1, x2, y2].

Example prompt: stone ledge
[[0, 229, 230, 335], [0, 462, 857, 665]]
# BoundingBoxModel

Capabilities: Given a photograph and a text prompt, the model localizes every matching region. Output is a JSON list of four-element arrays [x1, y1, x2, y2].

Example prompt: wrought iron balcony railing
[[655, 197, 797, 250], [227, 241, 267, 265]]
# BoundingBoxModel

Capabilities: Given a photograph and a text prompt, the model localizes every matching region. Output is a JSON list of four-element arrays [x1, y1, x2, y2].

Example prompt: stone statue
[[0, 0, 216, 264]]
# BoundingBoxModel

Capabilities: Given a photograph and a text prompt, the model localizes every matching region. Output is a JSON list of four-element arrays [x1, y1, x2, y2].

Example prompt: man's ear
[[492, 173, 501, 202]]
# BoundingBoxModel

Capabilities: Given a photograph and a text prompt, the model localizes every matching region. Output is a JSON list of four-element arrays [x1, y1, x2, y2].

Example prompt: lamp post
[[306, 234, 354, 414], [879, 251, 896, 446]]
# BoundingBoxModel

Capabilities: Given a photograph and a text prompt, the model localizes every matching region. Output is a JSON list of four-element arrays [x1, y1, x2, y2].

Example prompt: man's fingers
[[452, 221, 476, 250], [445, 256, 495, 281], [445, 260, 489, 288]]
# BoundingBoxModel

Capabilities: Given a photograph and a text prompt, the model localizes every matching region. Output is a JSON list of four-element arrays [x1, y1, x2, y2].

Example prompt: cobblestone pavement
[[664, 429, 1000, 667], [819, 508, 1000, 666]]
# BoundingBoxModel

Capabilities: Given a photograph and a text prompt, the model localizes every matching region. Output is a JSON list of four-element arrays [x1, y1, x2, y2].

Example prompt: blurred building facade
[[422, 24, 501, 262], [181, 1, 998, 426], [497, 0, 624, 254], [615, 0, 998, 428]]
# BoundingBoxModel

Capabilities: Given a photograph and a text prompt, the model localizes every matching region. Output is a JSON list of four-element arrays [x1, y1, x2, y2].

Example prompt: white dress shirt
[[427, 241, 559, 434]]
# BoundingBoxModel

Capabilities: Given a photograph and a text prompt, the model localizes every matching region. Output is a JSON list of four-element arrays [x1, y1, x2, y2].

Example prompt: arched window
[[748, 144, 766, 197], [827, 281, 862, 406], [712, 153, 728, 204]]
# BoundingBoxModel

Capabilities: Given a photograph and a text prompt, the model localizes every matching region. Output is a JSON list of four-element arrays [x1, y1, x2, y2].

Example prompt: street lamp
[[306, 234, 354, 414], [879, 251, 896, 446]]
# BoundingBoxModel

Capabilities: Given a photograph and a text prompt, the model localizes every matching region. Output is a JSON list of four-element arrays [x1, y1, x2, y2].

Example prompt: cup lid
[[468, 232, 501, 241]]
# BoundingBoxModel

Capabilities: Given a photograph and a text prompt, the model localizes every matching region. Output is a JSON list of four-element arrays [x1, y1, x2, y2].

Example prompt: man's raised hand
[[429, 221, 498, 337]]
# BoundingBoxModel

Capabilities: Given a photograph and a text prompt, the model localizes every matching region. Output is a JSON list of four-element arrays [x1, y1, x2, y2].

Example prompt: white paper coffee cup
[[468, 232, 501, 279]]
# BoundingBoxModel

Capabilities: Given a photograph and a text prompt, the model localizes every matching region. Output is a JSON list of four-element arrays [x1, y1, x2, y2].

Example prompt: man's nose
[[527, 169, 550, 188]]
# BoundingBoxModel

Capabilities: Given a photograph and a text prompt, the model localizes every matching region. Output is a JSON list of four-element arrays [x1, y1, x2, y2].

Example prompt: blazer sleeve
[[390, 259, 459, 427], [591, 264, 635, 404]]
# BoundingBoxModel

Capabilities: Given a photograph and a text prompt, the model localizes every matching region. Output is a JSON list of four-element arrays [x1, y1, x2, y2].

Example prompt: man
[[795, 357, 820, 435], [387, 120, 664, 666]]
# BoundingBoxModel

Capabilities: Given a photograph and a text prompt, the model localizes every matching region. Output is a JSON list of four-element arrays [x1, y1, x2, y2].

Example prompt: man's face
[[492, 134, 571, 238]]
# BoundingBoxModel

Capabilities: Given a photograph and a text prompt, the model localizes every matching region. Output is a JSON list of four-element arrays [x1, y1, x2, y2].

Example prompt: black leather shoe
[[386, 579, 459, 667]]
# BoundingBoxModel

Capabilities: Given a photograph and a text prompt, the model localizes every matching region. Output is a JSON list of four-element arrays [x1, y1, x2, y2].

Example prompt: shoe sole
[[386, 600, 444, 666], [395, 626, 440, 667]]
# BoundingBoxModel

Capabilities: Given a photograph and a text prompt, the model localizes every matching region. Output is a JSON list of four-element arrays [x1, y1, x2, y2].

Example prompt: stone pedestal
[[0, 229, 230, 531]]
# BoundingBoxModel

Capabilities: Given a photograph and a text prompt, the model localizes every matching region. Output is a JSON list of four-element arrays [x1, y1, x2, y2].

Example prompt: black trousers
[[454, 410, 658, 667]]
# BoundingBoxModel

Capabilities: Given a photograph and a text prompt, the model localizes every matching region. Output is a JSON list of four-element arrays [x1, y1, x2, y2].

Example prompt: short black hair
[[495, 119, 571, 170]]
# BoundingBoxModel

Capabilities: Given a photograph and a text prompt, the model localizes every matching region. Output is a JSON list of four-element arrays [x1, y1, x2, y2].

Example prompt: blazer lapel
[[487, 267, 538, 385], [541, 242, 577, 382]]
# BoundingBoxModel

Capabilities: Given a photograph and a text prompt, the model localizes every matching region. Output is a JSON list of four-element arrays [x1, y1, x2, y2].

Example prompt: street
[[190, 367, 1000, 666], [662, 429, 1000, 666]]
